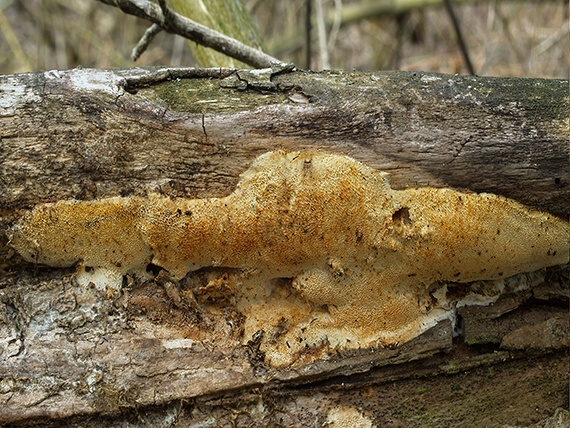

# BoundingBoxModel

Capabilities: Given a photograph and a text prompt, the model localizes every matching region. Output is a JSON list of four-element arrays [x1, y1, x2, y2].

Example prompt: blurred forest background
[[0, 0, 568, 78]]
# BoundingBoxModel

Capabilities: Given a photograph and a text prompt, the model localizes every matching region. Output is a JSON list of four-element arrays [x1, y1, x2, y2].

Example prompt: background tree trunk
[[167, 0, 267, 67], [0, 67, 568, 426]]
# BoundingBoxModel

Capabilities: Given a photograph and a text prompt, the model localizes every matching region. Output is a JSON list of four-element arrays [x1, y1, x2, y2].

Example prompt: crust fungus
[[11, 151, 570, 366]]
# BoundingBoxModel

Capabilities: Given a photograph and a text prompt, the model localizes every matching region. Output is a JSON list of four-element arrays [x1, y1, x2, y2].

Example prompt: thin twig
[[132, 23, 162, 61], [442, 0, 475, 75], [393, 13, 408, 70], [532, 23, 569, 56], [327, 0, 342, 53], [315, 0, 330, 69], [305, 0, 312, 69], [495, 4, 525, 65], [0, 8, 33, 72], [96, 0, 286, 68]]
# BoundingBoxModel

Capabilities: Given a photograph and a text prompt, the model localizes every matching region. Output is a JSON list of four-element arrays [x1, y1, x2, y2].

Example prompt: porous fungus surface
[[11, 151, 570, 366]]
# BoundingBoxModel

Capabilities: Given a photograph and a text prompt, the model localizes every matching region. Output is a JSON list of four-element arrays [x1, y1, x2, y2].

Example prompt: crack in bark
[[201, 114, 208, 144]]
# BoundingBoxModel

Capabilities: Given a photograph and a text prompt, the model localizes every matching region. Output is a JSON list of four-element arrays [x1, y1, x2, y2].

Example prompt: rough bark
[[1, 67, 567, 215], [0, 67, 568, 426]]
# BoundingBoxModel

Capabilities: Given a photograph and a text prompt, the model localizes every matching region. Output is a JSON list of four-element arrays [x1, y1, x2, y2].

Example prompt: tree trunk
[[0, 67, 568, 426], [167, 0, 267, 67]]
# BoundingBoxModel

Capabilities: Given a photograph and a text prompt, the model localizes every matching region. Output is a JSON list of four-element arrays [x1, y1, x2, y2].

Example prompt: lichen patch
[[10, 151, 570, 366]]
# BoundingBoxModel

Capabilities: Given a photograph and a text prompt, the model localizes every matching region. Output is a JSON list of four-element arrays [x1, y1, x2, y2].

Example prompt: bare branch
[[157, 0, 175, 25], [304, 0, 312, 69], [315, 0, 330, 69], [96, 0, 286, 68], [117, 66, 237, 92], [443, 0, 476, 74], [132, 23, 162, 61], [327, 0, 342, 53]]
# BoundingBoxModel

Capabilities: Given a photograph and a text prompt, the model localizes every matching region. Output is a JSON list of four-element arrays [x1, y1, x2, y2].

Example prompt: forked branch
[[96, 0, 285, 68]]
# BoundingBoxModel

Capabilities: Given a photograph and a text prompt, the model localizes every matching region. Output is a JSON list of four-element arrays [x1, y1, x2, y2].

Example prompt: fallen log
[[0, 67, 568, 426]]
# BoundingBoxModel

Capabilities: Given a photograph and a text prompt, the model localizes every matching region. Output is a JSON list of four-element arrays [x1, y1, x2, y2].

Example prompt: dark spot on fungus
[[392, 207, 413, 229]]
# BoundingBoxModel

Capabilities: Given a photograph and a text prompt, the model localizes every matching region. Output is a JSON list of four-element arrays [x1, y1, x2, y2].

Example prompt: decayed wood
[[0, 270, 451, 423], [0, 270, 567, 425], [0, 67, 568, 425], [0, 67, 568, 215]]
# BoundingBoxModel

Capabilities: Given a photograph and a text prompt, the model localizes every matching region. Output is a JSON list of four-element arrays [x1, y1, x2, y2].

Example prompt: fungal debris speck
[[10, 151, 570, 366]]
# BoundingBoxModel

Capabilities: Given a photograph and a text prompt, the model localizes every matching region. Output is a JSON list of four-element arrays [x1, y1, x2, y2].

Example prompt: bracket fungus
[[11, 151, 570, 366]]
